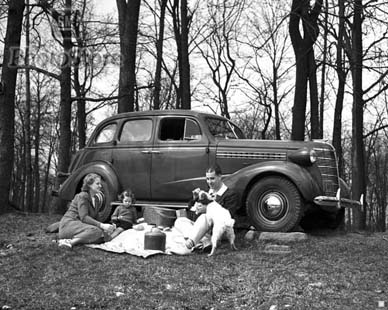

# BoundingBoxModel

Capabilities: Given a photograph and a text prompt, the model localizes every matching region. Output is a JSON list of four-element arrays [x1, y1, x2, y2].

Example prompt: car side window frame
[[117, 118, 153, 144], [92, 122, 118, 146], [157, 117, 203, 143]]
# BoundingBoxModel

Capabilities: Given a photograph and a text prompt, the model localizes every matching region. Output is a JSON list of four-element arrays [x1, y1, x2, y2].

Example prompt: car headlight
[[288, 148, 317, 166], [309, 149, 317, 164]]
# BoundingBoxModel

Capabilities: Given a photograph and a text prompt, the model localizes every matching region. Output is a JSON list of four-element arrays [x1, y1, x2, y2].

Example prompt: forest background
[[0, 0, 387, 231]]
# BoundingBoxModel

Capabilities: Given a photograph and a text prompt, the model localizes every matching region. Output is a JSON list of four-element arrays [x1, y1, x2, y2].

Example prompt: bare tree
[[0, 0, 25, 214], [170, 0, 191, 109], [289, 0, 322, 140], [179, 0, 190, 109], [116, 0, 141, 113], [331, 0, 347, 177], [235, 1, 293, 139], [38, 0, 73, 214], [24, 0, 33, 212], [153, 0, 168, 110], [72, 1, 118, 148], [350, 0, 366, 230], [364, 118, 388, 231], [195, 0, 245, 119]]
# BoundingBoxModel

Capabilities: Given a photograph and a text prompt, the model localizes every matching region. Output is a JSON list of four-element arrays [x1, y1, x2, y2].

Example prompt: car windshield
[[205, 117, 245, 139]]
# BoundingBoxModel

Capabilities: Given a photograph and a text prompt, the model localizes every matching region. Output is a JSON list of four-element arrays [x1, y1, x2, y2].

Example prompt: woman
[[175, 164, 239, 251], [58, 173, 115, 248]]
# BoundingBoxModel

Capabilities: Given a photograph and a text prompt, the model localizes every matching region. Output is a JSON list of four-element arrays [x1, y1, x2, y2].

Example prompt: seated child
[[106, 188, 138, 241]]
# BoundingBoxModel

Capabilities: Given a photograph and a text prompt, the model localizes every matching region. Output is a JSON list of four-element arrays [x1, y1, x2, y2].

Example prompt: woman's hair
[[81, 173, 101, 192], [206, 164, 222, 176], [118, 188, 136, 204]]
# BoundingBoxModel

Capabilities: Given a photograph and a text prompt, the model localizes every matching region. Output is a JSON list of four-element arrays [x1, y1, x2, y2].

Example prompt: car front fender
[[58, 161, 120, 201], [224, 161, 322, 204]]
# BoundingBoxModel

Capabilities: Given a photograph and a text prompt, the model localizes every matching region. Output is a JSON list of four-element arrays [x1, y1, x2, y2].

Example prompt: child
[[106, 189, 138, 241]]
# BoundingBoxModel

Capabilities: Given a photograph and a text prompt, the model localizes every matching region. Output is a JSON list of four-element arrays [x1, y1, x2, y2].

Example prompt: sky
[[93, 1, 117, 15]]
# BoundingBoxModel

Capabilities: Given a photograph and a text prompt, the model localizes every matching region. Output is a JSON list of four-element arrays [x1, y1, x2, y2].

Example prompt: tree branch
[[363, 124, 388, 138]]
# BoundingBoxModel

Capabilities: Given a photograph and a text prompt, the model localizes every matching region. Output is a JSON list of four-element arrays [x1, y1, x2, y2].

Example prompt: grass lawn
[[0, 212, 387, 310]]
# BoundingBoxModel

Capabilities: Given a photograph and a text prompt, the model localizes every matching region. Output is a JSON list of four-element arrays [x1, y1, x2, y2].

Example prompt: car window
[[205, 117, 245, 139], [184, 119, 202, 140], [94, 123, 117, 144], [159, 117, 202, 141], [119, 119, 152, 143]]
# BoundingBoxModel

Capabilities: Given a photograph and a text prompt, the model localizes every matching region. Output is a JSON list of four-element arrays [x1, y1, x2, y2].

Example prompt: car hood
[[215, 138, 333, 152]]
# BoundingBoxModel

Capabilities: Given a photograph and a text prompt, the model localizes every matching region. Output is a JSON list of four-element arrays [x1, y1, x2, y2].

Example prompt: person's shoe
[[200, 240, 212, 253], [58, 239, 72, 249], [185, 238, 195, 250], [193, 242, 203, 251], [103, 232, 113, 243]]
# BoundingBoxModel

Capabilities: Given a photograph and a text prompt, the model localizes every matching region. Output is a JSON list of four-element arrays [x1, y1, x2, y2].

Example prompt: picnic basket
[[142, 206, 177, 227]]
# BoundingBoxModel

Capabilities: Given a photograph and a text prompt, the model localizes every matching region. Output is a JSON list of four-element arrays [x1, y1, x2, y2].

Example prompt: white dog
[[191, 191, 237, 256]]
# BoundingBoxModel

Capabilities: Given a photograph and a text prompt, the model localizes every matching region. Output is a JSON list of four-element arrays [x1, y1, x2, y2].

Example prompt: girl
[[106, 188, 138, 241]]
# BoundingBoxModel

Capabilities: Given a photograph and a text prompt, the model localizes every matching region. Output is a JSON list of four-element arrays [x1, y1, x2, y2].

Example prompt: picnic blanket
[[86, 225, 192, 258]]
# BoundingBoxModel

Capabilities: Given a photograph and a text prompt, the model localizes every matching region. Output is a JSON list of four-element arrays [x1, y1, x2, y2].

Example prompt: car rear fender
[[224, 161, 322, 205], [58, 161, 120, 201]]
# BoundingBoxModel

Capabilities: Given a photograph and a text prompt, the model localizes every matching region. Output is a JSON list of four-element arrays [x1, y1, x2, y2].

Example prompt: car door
[[111, 118, 154, 200], [151, 116, 210, 201]]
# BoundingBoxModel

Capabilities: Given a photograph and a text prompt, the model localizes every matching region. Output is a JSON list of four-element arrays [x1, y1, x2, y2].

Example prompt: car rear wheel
[[95, 178, 117, 222], [246, 176, 303, 232]]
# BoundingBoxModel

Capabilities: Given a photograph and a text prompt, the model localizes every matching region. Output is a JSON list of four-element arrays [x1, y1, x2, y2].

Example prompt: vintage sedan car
[[55, 109, 360, 232]]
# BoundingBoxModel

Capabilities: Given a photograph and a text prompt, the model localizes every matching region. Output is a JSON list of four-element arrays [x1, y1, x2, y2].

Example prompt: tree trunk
[[0, 0, 25, 214], [180, 0, 191, 109], [171, 0, 182, 108], [289, 0, 322, 140], [332, 0, 346, 178], [42, 124, 56, 213], [319, 0, 328, 139], [73, 9, 86, 149], [351, 0, 366, 230], [171, 0, 191, 109], [33, 91, 41, 213], [272, 64, 281, 140], [25, 0, 33, 212], [309, 50, 320, 139], [153, 0, 168, 110], [51, 0, 73, 214], [117, 0, 141, 113]]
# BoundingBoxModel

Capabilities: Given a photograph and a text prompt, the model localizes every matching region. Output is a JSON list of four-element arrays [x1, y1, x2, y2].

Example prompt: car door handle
[[151, 150, 161, 154], [141, 150, 152, 154]]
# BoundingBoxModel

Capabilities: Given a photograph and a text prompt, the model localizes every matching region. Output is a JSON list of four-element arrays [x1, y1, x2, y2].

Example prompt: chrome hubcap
[[260, 192, 287, 221]]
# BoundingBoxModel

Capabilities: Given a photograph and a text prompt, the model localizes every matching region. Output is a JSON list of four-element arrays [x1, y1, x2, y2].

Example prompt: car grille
[[314, 147, 339, 197]]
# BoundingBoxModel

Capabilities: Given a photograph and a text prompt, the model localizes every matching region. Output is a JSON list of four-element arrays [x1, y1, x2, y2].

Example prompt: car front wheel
[[246, 176, 303, 232]]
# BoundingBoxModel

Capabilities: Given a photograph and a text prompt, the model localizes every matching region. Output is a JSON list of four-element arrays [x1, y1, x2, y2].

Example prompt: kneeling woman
[[58, 173, 115, 248]]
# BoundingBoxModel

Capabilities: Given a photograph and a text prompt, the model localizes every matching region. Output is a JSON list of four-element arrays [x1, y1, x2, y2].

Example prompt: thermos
[[144, 227, 166, 251]]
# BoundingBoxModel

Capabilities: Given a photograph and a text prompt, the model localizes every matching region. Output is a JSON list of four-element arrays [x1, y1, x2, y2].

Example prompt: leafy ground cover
[[0, 212, 387, 310]]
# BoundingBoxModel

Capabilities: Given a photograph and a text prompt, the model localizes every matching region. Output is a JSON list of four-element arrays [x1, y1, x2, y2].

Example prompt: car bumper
[[314, 189, 363, 210]]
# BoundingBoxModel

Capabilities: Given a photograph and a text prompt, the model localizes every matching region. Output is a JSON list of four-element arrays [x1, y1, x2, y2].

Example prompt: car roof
[[100, 109, 226, 123]]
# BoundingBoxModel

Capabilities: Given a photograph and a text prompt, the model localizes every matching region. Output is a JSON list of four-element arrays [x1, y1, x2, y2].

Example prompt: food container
[[144, 228, 166, 251], [142, 206, 177, 227]]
